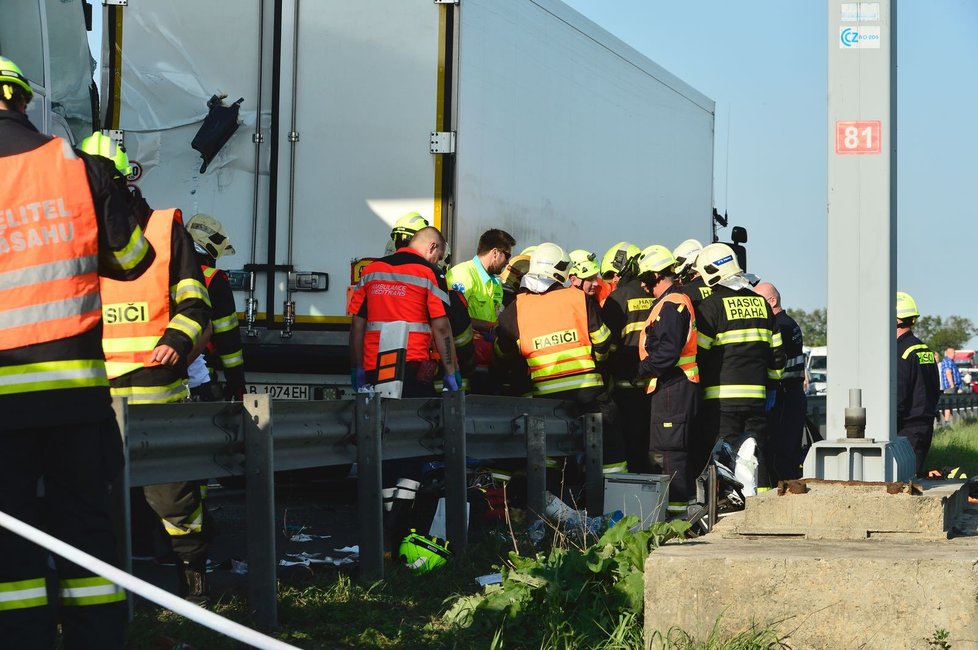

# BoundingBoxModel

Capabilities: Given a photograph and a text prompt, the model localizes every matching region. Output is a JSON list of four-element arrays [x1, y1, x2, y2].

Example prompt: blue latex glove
[[481, 327, 495, 344], [351, 367, 366, 391], [765, 389, 777, 412], [442, 372, 460, 392]]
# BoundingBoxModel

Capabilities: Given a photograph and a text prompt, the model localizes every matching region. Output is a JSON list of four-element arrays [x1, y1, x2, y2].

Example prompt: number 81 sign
[[835, 120, 881, 155]]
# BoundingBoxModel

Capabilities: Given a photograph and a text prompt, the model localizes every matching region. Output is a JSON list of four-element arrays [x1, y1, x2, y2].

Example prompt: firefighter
[[385, 211, 430, 255], [896, 291, 940, 477], [596, 241, 640, 306], [0, 57, 153, 648], [495, 243, 628, 478], [693, 243, 784, 494], [753, 282, 806, 482], [84, 132, 214, 605], [673, 238, 712, 310], [499, 253, 531, 307], [568, 249, 600, 297], [185, 213, 246, 401], [349, 226, 459, 396], [602, 245, 654, 473], [635, 245, 700, 517]]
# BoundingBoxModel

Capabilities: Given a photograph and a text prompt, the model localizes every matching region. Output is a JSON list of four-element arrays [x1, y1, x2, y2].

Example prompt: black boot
[[178, 559, 209, 606]]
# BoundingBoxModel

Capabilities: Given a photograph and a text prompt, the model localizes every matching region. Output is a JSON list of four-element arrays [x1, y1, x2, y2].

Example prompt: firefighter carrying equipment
[[0, 56, 33, 103], [0, 139, 102, 352], [100, 210, 179, 379], [600, 242, 640, 280], [515, 289, 603, 395], [638, 292, 699, 393], [569, 249, 599, 279], [187, 213, 236, 260], [79, 131, 132, 177], [527, 242, 571, 286], [672, 238, 703, 278], [896, 291, 919, 321], [695, 242, 742, 288]]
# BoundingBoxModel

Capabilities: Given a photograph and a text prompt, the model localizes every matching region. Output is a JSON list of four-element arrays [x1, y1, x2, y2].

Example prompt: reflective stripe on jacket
[[516, 288, 601, 395], [0, 138, 101, 350], [638, 291, 699, 394], [101, 210, 175, 379]]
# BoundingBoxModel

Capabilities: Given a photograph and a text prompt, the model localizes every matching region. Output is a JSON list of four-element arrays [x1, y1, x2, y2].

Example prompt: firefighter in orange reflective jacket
[[636, 246, 700, 518], [495, 243, 628, 477], [0, 58, 154, 649], [86, 131, 213, 606]]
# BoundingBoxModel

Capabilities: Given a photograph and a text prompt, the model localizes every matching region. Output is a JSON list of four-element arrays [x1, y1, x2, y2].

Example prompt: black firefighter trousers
[[648, 376, 699, 517], [0, 419, 127, 649]]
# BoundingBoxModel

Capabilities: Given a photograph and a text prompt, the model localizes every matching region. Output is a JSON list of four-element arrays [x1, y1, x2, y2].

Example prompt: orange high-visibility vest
[[100, 210, 178, 379], [0, 139, 101, 350], [638, 290, 699, 394], [516, 289, 595, 385]]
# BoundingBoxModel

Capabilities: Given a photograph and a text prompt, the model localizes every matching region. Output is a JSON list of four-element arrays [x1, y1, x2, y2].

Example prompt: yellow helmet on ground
[[600, 242, 640, 279], [569, 249, 599, 279], [0, 56, 32, 103], [695, 243, 742, 287], [80, 132, 132, 177], [638, 245, 677, 275], [896, 291, 919, 321]]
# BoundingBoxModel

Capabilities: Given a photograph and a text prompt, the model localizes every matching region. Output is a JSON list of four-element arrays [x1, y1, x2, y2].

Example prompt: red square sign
[[835, 120, 882, 154]]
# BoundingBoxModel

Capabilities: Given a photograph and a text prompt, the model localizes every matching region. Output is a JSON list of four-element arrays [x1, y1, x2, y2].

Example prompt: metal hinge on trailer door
[[433, 0, 459, 5], [430, 131, 456, 154], [102, 0, 127, 6]]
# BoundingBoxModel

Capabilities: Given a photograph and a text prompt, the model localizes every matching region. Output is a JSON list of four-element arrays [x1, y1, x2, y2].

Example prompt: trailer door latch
[[289, 272, 329, 292]]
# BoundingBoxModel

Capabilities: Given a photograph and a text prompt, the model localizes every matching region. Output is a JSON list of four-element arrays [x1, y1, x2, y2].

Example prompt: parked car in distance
[[805, 346, 827, 395]]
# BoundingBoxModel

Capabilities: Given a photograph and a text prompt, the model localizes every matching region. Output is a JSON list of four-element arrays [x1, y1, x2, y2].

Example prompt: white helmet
[[528, 242, 571, 286], [672, 238, 703, 277], [695, 242, 742, 287]]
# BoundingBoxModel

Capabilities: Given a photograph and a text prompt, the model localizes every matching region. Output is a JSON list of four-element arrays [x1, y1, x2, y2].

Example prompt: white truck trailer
[[9, 0, 717, 396]]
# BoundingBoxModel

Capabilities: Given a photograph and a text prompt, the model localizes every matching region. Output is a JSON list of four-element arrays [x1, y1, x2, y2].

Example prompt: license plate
[[246, 383, 311, 400]]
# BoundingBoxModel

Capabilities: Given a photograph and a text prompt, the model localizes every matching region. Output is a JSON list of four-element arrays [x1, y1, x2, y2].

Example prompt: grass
[[927, 419, 978, 476]]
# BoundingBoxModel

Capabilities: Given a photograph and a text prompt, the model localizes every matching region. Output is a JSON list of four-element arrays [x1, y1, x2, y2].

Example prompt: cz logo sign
[[835, 121, 881, 155]]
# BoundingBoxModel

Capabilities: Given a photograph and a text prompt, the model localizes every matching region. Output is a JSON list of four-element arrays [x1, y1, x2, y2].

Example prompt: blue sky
[[563, 0, 978, 340]]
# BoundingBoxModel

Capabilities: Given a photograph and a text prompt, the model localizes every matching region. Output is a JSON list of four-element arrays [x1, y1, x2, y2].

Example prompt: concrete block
[[733, 480, 967, 540], [644, 535, 978, 649]]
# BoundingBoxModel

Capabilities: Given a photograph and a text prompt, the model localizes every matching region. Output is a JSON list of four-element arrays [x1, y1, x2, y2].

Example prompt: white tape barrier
[[0, 510, 299, 650]]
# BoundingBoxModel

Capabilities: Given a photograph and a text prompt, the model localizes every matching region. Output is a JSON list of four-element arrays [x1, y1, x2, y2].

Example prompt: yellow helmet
[[80, 132, 132, 177], [519, 245, 538, 257], [528, 242, 571, 286], [390, 212, 429, 246], [0, 56, 32, 103], [695, 243, 742, 287], [187, 213, 236, 259], [896, 291, 919, 321], [568, 249, 599, 279], [672, 238, 703, 277], [500, 254, 531, 290], [638, 245, 677, 275], [600, 242, 640, 279]]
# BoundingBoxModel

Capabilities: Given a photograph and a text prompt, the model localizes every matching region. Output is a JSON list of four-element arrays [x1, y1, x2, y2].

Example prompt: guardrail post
[[525, 415, 547, 519], [442, 391, 467, 551], [356, 394, 385, 580], [582, 413, 604, 515], [243, 394, 276, 630], [110, 396, 133, 620]]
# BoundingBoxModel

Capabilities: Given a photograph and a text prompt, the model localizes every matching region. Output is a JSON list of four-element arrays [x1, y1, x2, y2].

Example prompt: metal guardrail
[[805, 392, 978, 438], [117, 392, 599, 630]]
